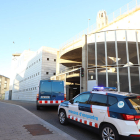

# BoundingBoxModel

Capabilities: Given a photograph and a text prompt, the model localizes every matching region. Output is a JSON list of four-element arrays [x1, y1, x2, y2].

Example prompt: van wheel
[[59, 110, 68, 125], [100, 124, 119, 140], [37, 105, 40, 110]]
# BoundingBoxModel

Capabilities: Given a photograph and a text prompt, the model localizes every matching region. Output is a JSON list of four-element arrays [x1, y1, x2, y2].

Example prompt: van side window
[[74, 93, 91, 104], [89, 94, 107, 106], [108, 96, 118, 106]]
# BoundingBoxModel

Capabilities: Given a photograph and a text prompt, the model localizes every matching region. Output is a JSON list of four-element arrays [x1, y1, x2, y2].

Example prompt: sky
[[0, 0, 133, 78]]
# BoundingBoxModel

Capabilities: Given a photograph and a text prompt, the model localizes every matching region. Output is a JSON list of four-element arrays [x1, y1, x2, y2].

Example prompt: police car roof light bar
[[92, 86, 117, 91]]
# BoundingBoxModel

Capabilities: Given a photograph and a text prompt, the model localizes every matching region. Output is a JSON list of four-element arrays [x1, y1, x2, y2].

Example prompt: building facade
[[0, 75, 10, 100], [11, 46, 58, 101], [88, 29, 140, 94], [52, 0, 140, 99]]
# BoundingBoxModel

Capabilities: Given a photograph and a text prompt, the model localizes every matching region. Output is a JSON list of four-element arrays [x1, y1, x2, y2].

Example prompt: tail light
[[36, 94, 39, 101], [121, 114, 140, 121], [130, 134, 140, 137], [64, 94, 66, 100]]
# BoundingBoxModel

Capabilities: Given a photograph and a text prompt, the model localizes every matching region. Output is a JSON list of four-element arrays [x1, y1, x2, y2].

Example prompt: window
[[46, 72, 49, 75], [74, 93, 91, 104], [30, 76, 31, 79], [47, 58, 49, 61], [54, 59, 56, 62], [52, 81, 64, 93], [108, 96, 118, 106], [35, 87, 36, 90], [127, 97, 140, 114], [36, 73, 37, 76], [39, 59, 40, 61], [40, 81, 51, 93], [89, 94, 107, 106], [53, 73, 56, 75], [34, 74, 35, 77], [38, 72, 39, 75], [101, 13, 103, 17]]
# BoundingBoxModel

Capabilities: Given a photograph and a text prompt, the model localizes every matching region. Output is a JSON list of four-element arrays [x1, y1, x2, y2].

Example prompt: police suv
[[58, 87, 140, 140]]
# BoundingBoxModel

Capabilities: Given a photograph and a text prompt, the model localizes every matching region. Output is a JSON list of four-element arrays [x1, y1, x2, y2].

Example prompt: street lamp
[[88, 19, 90, 33]]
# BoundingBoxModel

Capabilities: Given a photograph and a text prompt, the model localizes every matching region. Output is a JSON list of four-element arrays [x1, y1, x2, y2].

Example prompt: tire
[[100, 124, 119, 140], [59, 110, 68, 125], [37, 105, 40, 110]]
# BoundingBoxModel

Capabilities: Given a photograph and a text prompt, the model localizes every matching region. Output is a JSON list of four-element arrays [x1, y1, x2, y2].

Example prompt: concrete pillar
[[81, 35, 88, 92], [56, 51, 60, 74]]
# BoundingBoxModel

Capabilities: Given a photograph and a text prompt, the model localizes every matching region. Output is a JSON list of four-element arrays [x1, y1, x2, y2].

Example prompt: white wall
[[41, 46, 57, 80], [5, 91, 9, 100], [88, 80, 97, 91], [102, 10, 140, 31], [12, 49, 42, 101]]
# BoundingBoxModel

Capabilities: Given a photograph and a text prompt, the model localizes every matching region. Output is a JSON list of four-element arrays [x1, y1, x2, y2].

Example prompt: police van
[[58, 87, 140, 140], [36, 80, 66, 110]]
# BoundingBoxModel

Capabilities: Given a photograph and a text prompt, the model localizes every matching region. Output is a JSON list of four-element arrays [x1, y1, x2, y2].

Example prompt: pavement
[[0, 101, 76, 140]]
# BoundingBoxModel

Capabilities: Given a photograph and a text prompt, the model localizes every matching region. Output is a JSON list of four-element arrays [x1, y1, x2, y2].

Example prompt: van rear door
[[52, 81, 64, 100], [39, 80, 52, 100]]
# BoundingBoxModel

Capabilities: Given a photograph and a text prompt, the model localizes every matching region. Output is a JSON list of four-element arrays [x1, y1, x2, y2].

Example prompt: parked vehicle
[[58, 87, 140, 140], [36, 80, 66, 110]]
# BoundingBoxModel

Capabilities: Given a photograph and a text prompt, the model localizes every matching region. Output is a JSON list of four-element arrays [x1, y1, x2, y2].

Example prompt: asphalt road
[[0, 100, 100, 140]]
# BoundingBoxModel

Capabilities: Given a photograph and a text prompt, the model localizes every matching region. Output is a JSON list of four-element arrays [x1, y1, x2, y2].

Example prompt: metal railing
[[59, 0, 140, 57], [60, 65, 81, 74]]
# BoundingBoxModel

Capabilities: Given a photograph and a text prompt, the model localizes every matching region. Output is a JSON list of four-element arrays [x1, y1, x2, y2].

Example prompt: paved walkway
[[0, 101, 76, 140]]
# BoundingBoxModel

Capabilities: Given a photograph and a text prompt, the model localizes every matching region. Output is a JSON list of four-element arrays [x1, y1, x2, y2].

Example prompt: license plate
[[41, 96, 50, 99]]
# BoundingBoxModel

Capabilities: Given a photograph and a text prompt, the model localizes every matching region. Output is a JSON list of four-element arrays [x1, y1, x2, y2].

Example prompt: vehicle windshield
[[127, 96, 140, 113]]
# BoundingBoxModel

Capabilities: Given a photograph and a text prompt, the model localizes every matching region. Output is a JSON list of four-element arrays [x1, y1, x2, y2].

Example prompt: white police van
[[58, 87, 140, 140]]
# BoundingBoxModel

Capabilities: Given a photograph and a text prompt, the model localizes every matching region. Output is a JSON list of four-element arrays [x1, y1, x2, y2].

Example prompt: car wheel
[[59, 110, 68, 125], [100, 124, 119, 140], [37, 105, 40, 110]]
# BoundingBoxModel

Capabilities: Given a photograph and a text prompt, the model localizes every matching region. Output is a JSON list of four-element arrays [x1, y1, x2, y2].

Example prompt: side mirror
[[69, 99, 74, 104]]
